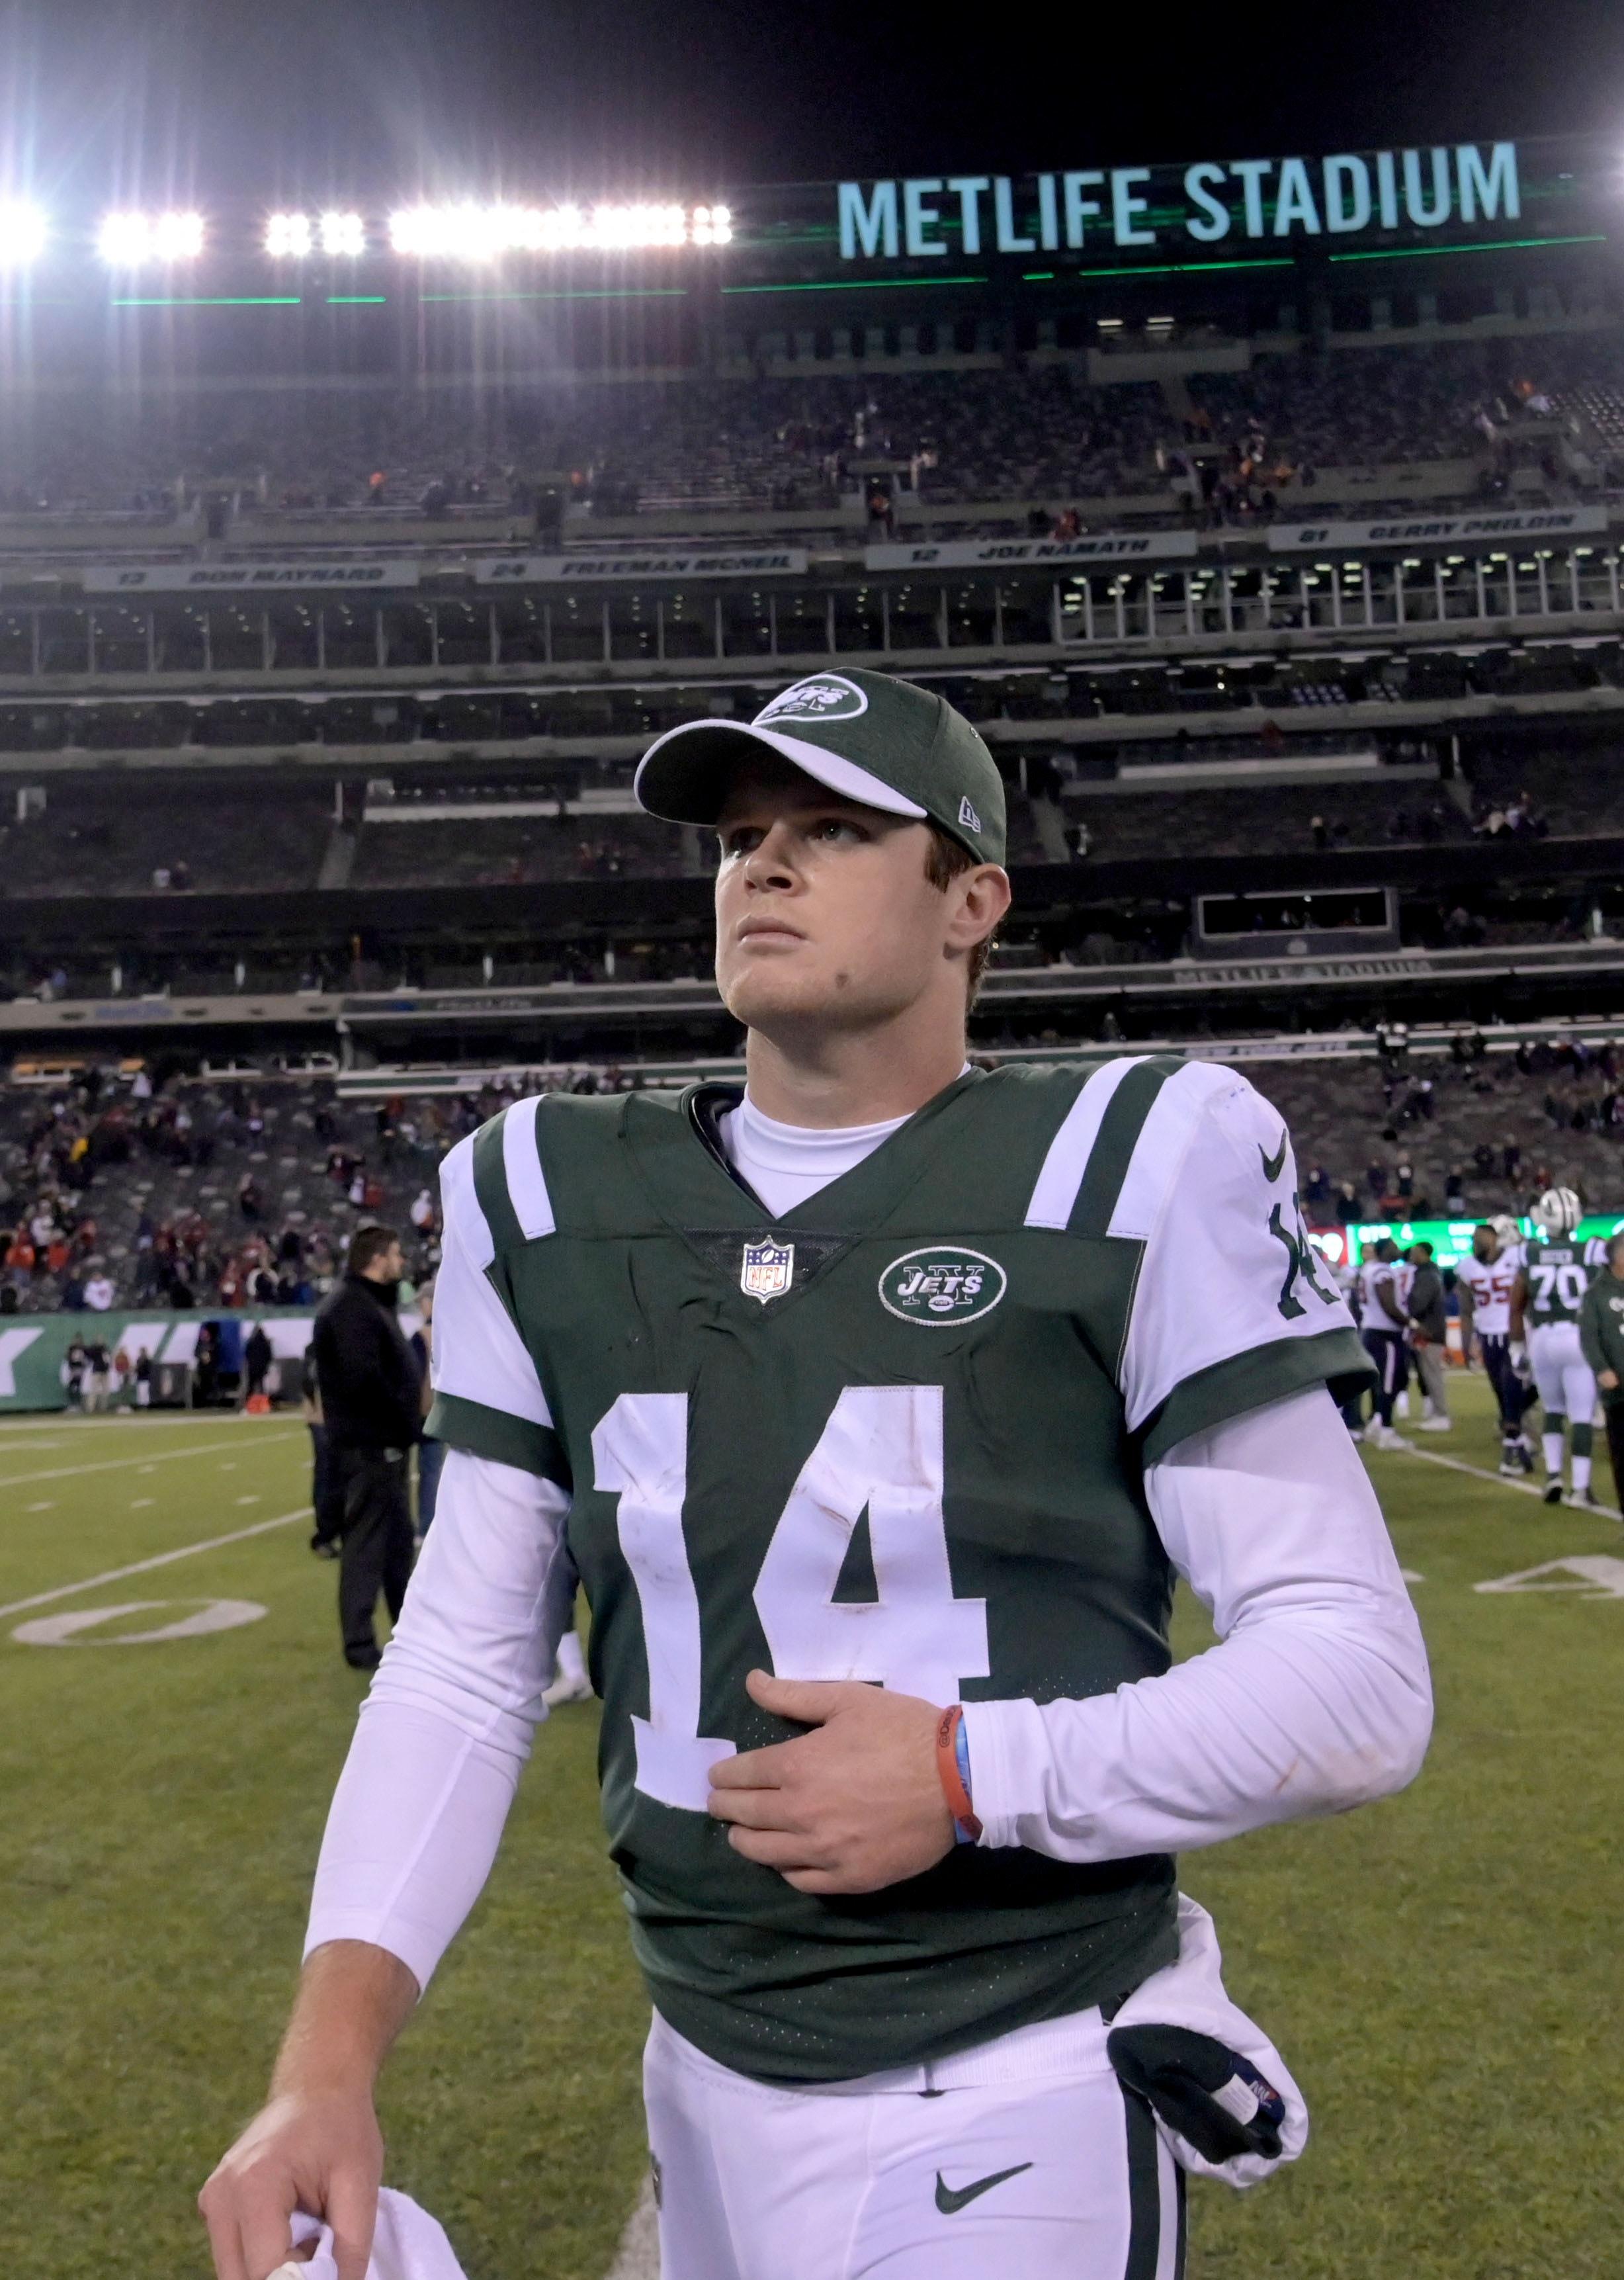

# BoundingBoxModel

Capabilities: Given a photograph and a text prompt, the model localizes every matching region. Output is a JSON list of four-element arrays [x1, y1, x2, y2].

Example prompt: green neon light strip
[[1072, 255, 1296, 278], [112, 294, 302, 308], [327, 293, 387, 304], [723, 273, 986, 294], [1328, 231, 1607, 263], [1022, 270, 1056, 281], [419, 286, 689, 302]]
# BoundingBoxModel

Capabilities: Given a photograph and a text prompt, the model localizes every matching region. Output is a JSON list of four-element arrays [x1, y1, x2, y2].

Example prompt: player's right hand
[[198, 2088, 383, 2280]]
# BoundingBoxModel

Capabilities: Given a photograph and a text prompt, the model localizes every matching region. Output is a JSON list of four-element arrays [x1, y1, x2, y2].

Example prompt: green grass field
[[2, 1381, 1621, 2279]]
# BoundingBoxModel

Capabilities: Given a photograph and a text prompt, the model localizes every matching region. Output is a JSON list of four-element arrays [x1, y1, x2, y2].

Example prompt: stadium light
[[388, 200, 716, 257], [320, 210, 366, 257], [98, 210, 206, 265], [0, 202, 48, 265], [265, 211, 366, 257], [265, 212, 311, 257]]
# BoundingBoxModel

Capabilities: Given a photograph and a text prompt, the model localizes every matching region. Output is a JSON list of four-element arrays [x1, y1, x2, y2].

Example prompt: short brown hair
[[924, 826, 998, 1004], [347, 1223, 400, 1275]]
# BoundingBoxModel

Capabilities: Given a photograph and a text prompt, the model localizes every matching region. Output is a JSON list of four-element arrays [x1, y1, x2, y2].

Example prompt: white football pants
[[643, 2005, 1183, 2280], [1529, 1323, 1598, 1425]]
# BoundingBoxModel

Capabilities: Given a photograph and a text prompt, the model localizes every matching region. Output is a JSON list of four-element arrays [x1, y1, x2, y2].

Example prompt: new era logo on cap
[[958, 795, 982, 834], [755, 674, 869, 726]]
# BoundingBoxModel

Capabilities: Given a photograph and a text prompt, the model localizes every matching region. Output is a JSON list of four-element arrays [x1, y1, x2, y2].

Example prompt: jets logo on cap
[[958, 795, 982, 834], [755, 674, 869, 726]]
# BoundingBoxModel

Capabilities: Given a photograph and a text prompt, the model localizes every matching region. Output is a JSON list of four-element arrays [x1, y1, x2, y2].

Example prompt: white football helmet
[[1489, 1213, 1521, 1252], [1533, 1186, 1582, 1237]]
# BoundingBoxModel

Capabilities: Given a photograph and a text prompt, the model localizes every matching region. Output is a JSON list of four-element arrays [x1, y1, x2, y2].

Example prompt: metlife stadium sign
[[837, 144, 1521, 261]]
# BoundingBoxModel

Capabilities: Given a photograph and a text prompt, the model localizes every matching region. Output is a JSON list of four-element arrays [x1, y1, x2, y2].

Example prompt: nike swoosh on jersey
[[934, 2162, 1033, 2214], [1260, 1131, 1289, 1183]]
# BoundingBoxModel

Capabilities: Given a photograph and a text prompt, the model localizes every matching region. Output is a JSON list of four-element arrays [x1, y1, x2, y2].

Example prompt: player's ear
[[943, 863, 1011, 951]]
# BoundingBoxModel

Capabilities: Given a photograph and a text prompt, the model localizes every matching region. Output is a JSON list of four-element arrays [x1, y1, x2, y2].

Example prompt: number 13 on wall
[[591, 1385, 990, 1812]]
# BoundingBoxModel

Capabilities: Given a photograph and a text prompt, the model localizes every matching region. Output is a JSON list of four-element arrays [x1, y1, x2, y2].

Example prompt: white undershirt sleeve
[[304, 1447, 575, 1992], [961, 1387, 1432, 1859]]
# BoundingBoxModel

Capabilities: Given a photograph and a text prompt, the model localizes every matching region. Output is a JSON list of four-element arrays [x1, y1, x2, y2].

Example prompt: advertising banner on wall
[[865, 531, 1199, 570], [1266, 505, 1610, 554], [474, 549, 808, 583], [1310, 1215, 1624, 1270], [0, 1308, 413, 1411]]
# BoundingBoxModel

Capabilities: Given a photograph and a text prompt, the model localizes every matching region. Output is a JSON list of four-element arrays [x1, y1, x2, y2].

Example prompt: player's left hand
[[707, 1671, 956, 1894]]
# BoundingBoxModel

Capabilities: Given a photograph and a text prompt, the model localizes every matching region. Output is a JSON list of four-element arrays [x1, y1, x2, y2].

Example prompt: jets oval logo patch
[[878, 1247, 1006, 1327]]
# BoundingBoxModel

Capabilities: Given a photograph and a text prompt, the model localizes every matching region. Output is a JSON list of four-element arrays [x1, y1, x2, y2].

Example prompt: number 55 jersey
[[427, 1058, 1370, 2083]]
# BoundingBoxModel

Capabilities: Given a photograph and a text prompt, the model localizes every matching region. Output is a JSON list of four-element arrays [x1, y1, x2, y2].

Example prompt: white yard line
[[0, 1434, 298, 1492], [0, 1506, 311, 1620], [0, 1412, 286, 1432], [1373, 1436, 1623, 1518], [603, 2182, 658, 2280]]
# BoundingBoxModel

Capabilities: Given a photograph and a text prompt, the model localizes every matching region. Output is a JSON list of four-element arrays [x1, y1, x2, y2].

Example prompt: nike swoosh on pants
[[934, 2162, 1033, 2214]]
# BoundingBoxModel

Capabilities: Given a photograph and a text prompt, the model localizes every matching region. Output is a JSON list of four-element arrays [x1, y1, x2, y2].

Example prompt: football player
[[1455, 1219, 1533, 1476], [1510, 1186, 1607, 1509], [201, 669, 1432, 2280], [1355, 1237, 1410, 1448]]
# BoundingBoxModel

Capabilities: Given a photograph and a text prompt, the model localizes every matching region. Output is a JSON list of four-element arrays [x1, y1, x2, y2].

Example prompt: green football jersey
[[427, 1056, 1367, 2083], [1523, 1235, 1606, 1327]]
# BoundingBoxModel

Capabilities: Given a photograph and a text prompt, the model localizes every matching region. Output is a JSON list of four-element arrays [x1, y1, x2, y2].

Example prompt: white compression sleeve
[[304, 1447, 575, 1992], [962, 1387, 1433, 1858]]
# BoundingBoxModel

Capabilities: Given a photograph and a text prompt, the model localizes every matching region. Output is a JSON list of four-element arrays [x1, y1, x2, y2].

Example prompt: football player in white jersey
[[1455, 1221, 1534, 1476], [1356, 1239, 1410, 1448], [1511, 1188, 1606, 1509]]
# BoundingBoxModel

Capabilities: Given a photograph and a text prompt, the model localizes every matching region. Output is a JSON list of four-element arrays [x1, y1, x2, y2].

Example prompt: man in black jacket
[[1406, 1239, 1452, 1432], [311, 1224, 420, 1669]]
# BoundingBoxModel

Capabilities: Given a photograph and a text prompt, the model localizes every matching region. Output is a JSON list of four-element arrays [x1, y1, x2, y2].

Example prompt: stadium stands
[[7, 1034, 1624, 1319], [0, 326, 1614, 532]]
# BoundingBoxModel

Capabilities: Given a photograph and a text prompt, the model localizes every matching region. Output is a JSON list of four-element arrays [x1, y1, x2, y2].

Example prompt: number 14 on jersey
[[591, 1385, 991, 1811]]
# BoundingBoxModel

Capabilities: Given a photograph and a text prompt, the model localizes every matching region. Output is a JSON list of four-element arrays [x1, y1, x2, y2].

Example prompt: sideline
[[0, 1433, 300, 1491], [0, 1506, 311, 1621], [1372, 1434, 1623, 1519]]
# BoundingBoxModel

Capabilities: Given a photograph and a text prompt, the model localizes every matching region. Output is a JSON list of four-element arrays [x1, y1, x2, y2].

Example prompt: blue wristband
[[953, 1715, 974, 1844]]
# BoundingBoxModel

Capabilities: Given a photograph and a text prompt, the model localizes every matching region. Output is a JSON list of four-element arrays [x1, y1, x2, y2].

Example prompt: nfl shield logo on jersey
[[740, 1239, 794, 1303]]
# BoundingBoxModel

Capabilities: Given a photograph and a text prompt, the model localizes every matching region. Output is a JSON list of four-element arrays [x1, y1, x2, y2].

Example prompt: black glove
[[1107, 2024, 1285, 2164], [310, 1531, 342, 1559]]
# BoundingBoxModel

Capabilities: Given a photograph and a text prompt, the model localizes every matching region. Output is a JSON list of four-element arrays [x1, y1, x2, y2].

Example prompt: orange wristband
[[935, 1704, 982, 1841]]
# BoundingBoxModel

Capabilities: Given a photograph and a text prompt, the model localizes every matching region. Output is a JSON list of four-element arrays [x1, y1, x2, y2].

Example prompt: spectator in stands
[[83, 1267, 114, 1311], [311, 1223, 420, 1672]]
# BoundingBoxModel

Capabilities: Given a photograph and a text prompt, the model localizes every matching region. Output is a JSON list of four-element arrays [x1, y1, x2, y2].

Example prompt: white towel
[[267, 2187, 468, 2280], [1109, 1892, 1310, 2187]]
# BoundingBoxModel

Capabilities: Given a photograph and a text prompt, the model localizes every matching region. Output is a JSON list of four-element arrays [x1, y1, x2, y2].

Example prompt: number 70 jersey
[[427, 1059, 1369, 2084], [1523, 1235, 1607, 1326]]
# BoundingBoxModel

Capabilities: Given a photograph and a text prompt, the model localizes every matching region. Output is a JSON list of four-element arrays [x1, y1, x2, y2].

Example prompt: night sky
[[2, 0, 1622, 204]]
